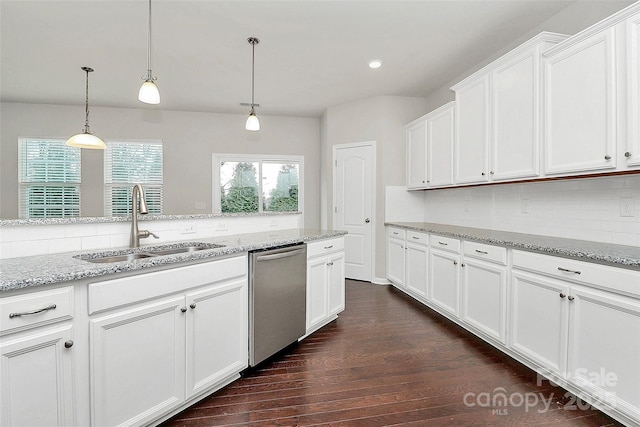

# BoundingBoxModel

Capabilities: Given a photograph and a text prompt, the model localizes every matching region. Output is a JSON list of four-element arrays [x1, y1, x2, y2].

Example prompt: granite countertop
[[0, 228, 347, 292], [385, 222, 640, 270]]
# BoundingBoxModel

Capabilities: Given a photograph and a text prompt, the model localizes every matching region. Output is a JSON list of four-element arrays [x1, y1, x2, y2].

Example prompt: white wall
[[422, 175, 640, 247], [321, 96, 428, 282], [0, 102, 321, 228]]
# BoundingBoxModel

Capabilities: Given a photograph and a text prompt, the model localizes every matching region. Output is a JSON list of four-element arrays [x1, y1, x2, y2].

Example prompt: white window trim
[[212, 153, 304, 215]]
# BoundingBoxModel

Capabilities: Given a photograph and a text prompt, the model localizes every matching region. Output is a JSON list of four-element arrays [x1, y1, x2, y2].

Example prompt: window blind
[[18, 138, 81, 218], [104, 141, 163, 216]]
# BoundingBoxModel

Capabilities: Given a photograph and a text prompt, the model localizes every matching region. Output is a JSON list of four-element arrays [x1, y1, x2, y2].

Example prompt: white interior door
[[334, 142, 374, 282]]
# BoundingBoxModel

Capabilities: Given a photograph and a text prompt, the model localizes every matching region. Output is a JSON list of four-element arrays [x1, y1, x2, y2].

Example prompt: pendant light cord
[[84, 67, 91, 133], [251, 40, 255, 108], [146, 0, 153, 80]]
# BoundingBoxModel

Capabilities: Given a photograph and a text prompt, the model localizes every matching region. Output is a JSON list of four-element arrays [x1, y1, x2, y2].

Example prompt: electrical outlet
[[620, 197, 635, 217], [181, 222, 197, 234], [464, 196, 472, 213], [521, 198, 530, 214]]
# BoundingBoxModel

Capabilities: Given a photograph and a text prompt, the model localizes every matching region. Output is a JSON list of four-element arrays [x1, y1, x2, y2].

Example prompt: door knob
[[365, 218, 370, 223]]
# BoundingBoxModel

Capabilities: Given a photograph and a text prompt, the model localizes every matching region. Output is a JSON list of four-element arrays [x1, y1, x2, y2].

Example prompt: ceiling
[[0, 0, 586, 118]]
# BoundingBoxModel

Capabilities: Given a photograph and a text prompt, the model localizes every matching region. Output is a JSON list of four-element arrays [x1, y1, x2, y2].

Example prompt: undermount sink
[[85, 253, 157, 263], [76, 242, 226, 263], [147, 244, 224, 256]]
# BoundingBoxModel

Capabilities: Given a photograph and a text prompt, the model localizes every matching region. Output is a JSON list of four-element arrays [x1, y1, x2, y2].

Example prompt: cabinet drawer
[[463, 241, 507, 265], [387, 227, 406, 240], [1, 286, 74, 335], [406, 231, 429, 245], [430, 234, 461, 253], [307, 237, 344, 258], [88, 255, 247, 314], [512, 250, 640, 298]]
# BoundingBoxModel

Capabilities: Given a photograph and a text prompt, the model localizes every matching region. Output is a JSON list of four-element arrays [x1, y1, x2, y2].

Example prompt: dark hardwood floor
[[161, 280, 623, 427]]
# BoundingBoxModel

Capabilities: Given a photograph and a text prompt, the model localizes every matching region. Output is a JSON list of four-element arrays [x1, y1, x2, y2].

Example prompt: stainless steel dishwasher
[[248, 243, 307, 366]]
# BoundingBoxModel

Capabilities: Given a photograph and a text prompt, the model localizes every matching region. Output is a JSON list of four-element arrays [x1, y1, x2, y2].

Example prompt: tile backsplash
[[0, 214, 302, 259], [422, 175, 640, 246]]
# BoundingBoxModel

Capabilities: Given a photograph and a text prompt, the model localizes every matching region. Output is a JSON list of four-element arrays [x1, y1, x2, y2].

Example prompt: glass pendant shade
[[66, 132, 106, 149], [138, 80, 160, 104], [245, 110, 260, 131]]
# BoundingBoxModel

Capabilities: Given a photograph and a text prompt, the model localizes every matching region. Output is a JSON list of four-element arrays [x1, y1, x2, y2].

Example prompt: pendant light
[[245, 37, 260, 131], [66, 67, 106, 149], [138, 0, 160, 104]]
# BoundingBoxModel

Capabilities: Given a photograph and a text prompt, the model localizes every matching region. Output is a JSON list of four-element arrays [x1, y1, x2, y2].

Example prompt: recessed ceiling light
[[368, 59, 383, 69]]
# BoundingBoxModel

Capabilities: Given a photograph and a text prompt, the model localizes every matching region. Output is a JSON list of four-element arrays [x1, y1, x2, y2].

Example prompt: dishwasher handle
[[256, 248, 306, 262]]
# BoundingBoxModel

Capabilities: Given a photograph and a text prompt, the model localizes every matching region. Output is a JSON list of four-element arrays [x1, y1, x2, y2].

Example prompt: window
[[104, 141, 163, 216], [18, 138, 81, 218], [214, 154, 303, 214]]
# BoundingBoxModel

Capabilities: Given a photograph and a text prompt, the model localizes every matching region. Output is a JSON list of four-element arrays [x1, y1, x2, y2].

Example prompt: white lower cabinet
[[428, 235, 461, 317], [1, 324, 75, 427], [386, 228, 406, 287], [0, 285, 76, 427], [460, 255, 507, 344], [306, 238, 346, 334], [386, 229, 429, 299], [405, 239, 429, 299], [89, 256, 248, 427], [510, 270, 569, 376]]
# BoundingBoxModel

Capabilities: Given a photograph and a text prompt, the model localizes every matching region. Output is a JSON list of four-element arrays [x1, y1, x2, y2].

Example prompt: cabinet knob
[[190, 303, 196, 310], [326, 261, 333, 266], [559, 293, 566, 299], [604, 155, 611, 160], [481, 172, 485, 176], [181, 307, 187, 313], [490, 171, 494, 175], [568, 295, 575, 301], [64, 340, 74, 349], [461, 263, 465, 267], [453, 261, 458, 265], [365, 218, 371, 223], [625, 152, 632, 158]]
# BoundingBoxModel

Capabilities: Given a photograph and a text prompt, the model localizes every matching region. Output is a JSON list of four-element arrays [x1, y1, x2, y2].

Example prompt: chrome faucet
[[130, 184, 159, 248]]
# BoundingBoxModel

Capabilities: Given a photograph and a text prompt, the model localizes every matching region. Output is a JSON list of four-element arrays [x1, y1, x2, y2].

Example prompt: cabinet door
[[406, 242, 428, 299], [428, 104, 455, 187], [386, 237, 406, 287], [567, 286, 640, 419], [544, 29, 617, 174], [626, 12, 640, 167], [307, 256, 329, 331], [429, 249, 460, 317], [492, 49, 540, 180], [328, 252, 346, 317], [460, 259, 507, 344], [185, 278, 247, 399], [510, 270, 569, 377], [406, 120, 428, 188], [90, 297, 185, 427], [454, 77, 490, 184], [0, 325, 74, 427]]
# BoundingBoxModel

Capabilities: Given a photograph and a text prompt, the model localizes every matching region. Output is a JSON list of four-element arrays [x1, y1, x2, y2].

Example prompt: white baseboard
[[372, 277, 391, 285]]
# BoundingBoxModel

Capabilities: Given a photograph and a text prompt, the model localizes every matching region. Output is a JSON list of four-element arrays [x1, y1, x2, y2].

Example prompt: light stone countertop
[[0, 228, 346, 292], [385, 222, 640, 270]]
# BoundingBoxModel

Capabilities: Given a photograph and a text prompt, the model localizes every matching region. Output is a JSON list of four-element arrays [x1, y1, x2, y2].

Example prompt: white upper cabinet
[[452, 33, 567, 185], [405, 102, 455, 189], [427, 103, 455, 187], [406, 119, 428, 189], [453, 77, 490, 184], [625, 10, 640, 167], [543, 29, 617, 174]]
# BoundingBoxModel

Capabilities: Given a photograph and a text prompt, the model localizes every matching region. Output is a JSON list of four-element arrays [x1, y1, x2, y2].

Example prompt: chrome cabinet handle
[[392, 232, 399, 235], [180, 307, 187, 313], [190, 303, 196, 309], [326, 261, 334, 266], [568, 295, 575, 301], [324, 245, 334, 249], [559, 293, 566, 299], [412, 236, 420, 240], [558, 267, 581, 275], [9, 304, 57, 318], [365, 218, 370, 223], [604, 155, 611, 160], [475, 249, 488, 255], [625, 152, 631, 158], [438, 241, 448, 246], [64, 340, 74, 349]]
